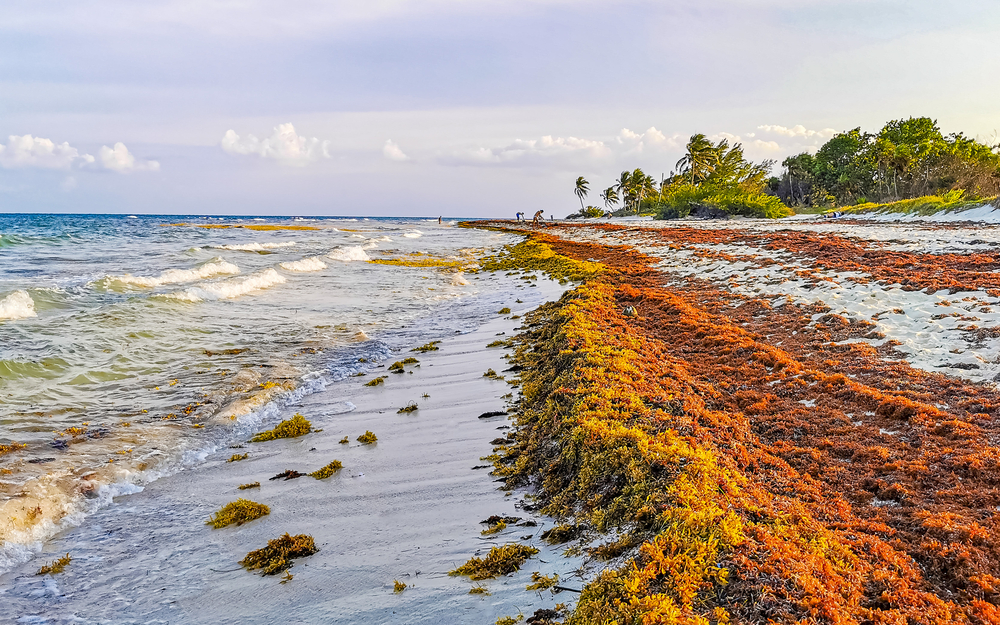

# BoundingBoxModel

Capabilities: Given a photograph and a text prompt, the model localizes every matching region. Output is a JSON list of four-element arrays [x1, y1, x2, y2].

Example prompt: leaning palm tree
[[675, 134, 719, 185], [574, 176, 590, 210], [601, 187, 619, 212], [616, 171, 633, 213]]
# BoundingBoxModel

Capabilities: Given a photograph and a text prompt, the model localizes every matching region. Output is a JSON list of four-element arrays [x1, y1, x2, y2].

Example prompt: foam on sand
[[213, 242, 296, 251], [0, 290, 37, 321], [327, 246, 370, 262], [165, 268, 286, 302], [107, 258, 240, 288], [279, 256, 328, 272]]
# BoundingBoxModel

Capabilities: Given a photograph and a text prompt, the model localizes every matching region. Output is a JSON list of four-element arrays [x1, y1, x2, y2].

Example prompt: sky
[[1, 0, 998, 217]]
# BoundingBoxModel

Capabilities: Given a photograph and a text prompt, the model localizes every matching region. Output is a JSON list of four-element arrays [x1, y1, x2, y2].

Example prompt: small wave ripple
[[279, 256, 328, 272], [327, 246, 370, 262]]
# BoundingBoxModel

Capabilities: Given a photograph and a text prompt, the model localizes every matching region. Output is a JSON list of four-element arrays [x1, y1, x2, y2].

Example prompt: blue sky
[[1, 0, 998, 216]]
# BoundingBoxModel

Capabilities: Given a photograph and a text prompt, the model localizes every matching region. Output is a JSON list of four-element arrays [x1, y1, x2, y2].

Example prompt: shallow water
[[0, 215, 558, 578]]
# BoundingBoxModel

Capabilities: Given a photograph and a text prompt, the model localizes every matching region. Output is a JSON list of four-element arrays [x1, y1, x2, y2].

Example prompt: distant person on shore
[[515, 211, 524, 222], [438, 216, 442, 224], [532, 210, 544, 225]]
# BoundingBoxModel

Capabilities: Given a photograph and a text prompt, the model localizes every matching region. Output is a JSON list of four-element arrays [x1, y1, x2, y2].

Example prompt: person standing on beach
[[532, 210, 544, 225], [515, 211, 524, 222]]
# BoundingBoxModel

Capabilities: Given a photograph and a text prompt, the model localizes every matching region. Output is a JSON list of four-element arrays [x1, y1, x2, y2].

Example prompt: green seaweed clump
[[37, 554, 71, 576], [206, 498, 270, 528], [483, 369, 504, 380], [309, 460, 343, 479], [393, 579, 408, 593], [238, 481, 260, 490], [497, 307, 511, 314], [240, 533, 318, 575], [250, 413, 312, 442], [411, 341, 441, 353], [486, 340, 505, 348], [525, 571, 559, 591], [228, 453, 248, 462], [449, 543, 539, 580], [397, 403, 418, 414], [357, 430, 378, 444], [364, 376, 387, 387], [481, 520, 506, 535]]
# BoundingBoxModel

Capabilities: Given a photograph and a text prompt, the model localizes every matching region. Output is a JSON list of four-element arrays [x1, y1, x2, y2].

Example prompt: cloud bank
[[0, 135, 158, 172], [221, 123, 331, 165]]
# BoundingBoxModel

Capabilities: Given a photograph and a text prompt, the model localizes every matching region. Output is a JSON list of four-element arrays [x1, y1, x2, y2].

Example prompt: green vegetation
[[388, 357, 419, 373], [240, 533, 318, 575], [837, 189, 989, 216], [37, 554, 71, 575], [206, 499, 270, 528], [449, 543, 539, 580], [357, 430, 377, 444], [497, 307, 511, 314], [479, 238, 601, 283], [364, 376, 387, 386], [250, 413, 312, 442], [574, 176, 590, 211], [771, 117, 1000, 209], [309, 460, 343, 479]]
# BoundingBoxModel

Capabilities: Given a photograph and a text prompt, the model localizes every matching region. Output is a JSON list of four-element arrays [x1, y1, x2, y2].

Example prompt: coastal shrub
[[656, 183, 793, 219], [309, 460, 343, 479], [449, 544, 539, 580], [357, 430, 377, 444], [240, 533, 318, 575], [37, 554, 71, 575], [250, 413, 312, 442], [206, 498, 270, 528], [838, 190, 989, 216]]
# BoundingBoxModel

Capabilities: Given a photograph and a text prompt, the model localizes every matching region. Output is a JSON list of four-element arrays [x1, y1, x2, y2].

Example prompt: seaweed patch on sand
[[240, 533, 318, 575], [449, 544, 539, 580], [250, 413, 312, 442], [469, 223, 1000, 624], [206, 499, 270, 528]]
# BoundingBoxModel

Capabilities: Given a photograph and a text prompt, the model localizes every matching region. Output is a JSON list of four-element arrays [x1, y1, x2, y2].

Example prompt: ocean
[[0, 214, 575, 623]]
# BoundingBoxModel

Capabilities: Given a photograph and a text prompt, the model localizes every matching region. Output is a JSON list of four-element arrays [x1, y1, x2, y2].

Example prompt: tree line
[[569, 117, 1000, 219]]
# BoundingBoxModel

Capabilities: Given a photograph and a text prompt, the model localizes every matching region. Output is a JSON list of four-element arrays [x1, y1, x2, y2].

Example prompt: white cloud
[[0, 134, 95, 169], [439, 134, 611, 168], [755, 124, 836, 140], [615, 126, 682, 154], [383, 139, 410, 162], [98, 142, 160, 172], [221, 123, 331, 166], [0, 134, 158, 173]]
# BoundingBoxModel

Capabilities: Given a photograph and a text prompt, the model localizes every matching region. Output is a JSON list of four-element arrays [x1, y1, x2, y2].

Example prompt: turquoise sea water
[[0, 214, 541, 580]]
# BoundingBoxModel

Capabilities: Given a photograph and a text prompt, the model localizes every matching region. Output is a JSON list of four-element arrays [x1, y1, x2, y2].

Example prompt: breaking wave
[[279, 256, 328, 272], [105, 258, 240, 288], [327, 246, 370, 262], [0, 290, 36, 321]]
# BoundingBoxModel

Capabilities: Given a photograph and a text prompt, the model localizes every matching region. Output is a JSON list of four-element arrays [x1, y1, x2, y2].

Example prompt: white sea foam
[[108, 258, 240, 288], [0, 290, 37, 321], [403, 230, 423, 238], [279, 256, 328, 272], [165, 268, 286, 301], [213, 241, 296, 251], [327, 246, 370, 262]]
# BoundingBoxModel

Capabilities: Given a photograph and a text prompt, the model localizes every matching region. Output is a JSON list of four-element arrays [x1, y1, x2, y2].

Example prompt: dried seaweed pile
[[482, 228, 1000, 624]]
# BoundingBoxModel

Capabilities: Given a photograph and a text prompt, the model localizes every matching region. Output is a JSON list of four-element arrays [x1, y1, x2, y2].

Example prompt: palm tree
[[616, 171, 632, 213], [675, 134, 719, 185], [574, 176, 590, 210], [601, 187, 619, 212]]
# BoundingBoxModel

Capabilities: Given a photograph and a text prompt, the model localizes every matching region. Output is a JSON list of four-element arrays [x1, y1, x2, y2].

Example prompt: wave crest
[[0, 290, 36, 321]]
